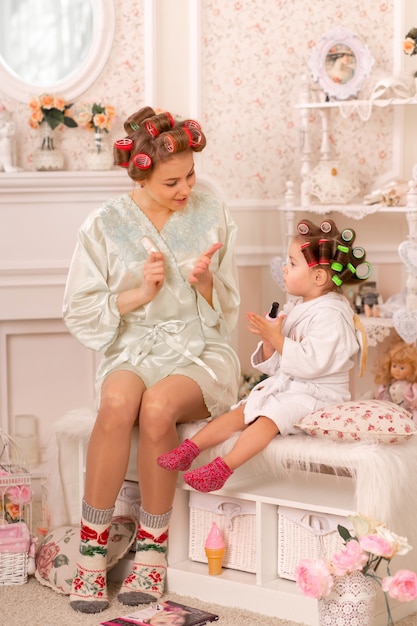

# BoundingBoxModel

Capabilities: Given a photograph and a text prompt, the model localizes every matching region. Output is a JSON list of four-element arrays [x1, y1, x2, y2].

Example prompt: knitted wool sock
[[117, 507, 171, 606], [183, 457, 233, 492], [70, 501, 114, 614], [157, 439, 200, 471]]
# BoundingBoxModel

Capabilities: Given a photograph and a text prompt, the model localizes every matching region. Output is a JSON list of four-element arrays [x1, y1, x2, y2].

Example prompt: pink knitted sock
[[183, 457, 233, 492], [157, 439, 200, 471]]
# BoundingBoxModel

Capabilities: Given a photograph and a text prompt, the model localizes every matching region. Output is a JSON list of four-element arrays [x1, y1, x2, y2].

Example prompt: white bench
[[49, 408, 417, 625]]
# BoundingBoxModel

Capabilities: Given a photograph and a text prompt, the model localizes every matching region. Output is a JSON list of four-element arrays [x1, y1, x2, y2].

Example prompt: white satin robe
[[62, 189, 241, 416]]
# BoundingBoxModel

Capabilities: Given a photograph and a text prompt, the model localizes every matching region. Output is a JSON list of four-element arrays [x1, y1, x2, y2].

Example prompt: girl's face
[[391, 360, 413, 381], [283, 239, 317, 301], [141, 150, 196, 213]]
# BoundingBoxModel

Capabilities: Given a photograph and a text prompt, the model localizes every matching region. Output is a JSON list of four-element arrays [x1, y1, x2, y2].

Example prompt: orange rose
[[93, 113, 109, 130], [54, 97, 66, 111], [403, 38, 416, 55], [39, 94, 55, 110]]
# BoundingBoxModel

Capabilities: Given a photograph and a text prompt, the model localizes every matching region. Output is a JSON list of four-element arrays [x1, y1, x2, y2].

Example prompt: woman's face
[[142, 150, 196, 213]]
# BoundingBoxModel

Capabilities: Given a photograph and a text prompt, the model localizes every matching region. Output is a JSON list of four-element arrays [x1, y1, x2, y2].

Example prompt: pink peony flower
[[359, 534, 394, 559], [382, 569, 417, 602], [6, 485, 32, 505], [295, 559, 334, 599], [330, 539, 369, 575]]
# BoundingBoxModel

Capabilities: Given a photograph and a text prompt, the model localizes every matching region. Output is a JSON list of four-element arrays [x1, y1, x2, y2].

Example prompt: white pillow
[[35, 515, 137, 595], [295, 400, 416, 444]]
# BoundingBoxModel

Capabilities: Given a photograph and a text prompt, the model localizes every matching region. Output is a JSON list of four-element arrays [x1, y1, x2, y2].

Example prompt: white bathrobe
[[242, 292, 361, 435]]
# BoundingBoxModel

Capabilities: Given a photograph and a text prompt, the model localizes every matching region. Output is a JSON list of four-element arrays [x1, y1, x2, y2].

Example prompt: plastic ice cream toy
[[205, 521, 225, 575]]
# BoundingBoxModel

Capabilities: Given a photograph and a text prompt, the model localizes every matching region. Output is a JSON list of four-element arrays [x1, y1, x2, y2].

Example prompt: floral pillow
[[35, 515, 137, 595], [295, 400, 417, 444]]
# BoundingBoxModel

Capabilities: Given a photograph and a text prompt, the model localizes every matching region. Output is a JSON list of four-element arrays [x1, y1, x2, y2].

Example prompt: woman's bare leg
[[84, 370, 146, 508], [118, 375, 210, 605], [71, 370, 145, 614], [137, 375, 209, 513]]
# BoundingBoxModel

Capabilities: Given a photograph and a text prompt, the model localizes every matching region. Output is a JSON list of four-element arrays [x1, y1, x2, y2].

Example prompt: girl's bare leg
[[223, 415, 279, 469], [193, 405, 246, 450], [157, 405, 245, 471], [184, 416, 279, 492]]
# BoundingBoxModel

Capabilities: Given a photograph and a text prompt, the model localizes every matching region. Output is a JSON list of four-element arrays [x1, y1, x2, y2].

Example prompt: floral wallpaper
[[199, 0, 397, 200], [0, 0, 405, 203]]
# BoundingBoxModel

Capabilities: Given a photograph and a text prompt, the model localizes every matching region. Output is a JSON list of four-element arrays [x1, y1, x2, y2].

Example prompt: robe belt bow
[[113, 319, 218, 380]]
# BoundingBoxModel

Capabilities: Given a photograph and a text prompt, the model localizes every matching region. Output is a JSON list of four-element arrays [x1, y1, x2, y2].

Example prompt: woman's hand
[[188, 243, 222, 303], [142, 251, 165, 300], [116, 251, 165, 316]]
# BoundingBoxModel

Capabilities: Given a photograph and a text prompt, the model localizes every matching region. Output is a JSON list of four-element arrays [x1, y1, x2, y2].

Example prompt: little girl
[[158, 218, 370, 492]]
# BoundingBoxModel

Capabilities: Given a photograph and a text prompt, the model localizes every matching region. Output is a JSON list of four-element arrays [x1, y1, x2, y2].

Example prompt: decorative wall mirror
[[0, 0, 115, 103], [308, 27, 374, 100]]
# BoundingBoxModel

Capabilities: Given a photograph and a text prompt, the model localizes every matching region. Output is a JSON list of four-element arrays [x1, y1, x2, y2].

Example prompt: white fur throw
[[47, 408, 417, 575]]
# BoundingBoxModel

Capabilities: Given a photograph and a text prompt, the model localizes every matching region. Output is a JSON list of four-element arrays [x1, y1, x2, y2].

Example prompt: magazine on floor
[[101, 600, 219, 626]]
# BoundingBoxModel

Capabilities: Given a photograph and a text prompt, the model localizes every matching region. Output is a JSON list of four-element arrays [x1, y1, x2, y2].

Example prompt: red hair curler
[[300, 241, 319, 267], [133, 153, 152, 169], [318, 239, 331, 265], [144, 121, 159, 137], [114, 138, 133, 150], [163, 134, 176, 153]]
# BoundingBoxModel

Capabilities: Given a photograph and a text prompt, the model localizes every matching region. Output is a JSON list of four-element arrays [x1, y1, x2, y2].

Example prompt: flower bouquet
[[29, 94, 78, 133], [295, 513, 417, 625], [28, 94, 77, 170], [72, 102, 116, 153]]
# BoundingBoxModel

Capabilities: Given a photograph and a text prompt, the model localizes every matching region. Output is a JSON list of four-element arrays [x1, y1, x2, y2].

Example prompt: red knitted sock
[[157, 439, 200, 471], [183, 457, 233, 492]]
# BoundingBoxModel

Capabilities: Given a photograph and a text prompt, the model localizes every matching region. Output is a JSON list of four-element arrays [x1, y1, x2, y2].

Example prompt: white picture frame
[[308, 27, 374, 101]]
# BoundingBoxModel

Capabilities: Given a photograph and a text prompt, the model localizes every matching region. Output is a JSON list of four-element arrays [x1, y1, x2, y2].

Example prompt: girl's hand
[[188, 242, 223, 286], [246, 311, 285, 356]]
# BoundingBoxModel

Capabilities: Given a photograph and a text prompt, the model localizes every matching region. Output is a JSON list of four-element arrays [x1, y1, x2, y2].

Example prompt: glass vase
[[318, 571, 377, 626], [32, 124, 64, 171], [85, 129, 113, 170]]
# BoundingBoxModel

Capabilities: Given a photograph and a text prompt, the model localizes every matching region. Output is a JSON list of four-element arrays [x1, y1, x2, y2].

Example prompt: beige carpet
[[0, 579, 300, 625], [2, 576, 417, 626]]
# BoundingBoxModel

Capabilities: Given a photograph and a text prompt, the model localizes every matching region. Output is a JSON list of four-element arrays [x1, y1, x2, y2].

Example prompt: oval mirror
[[0, 0, 115, 103]]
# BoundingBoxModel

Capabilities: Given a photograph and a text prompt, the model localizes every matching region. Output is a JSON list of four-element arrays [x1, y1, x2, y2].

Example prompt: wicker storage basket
[[0, 432, 33, 585], [0, 522, 31, 585], [277, 506, 350, 580], [188, 491, 256, 573]]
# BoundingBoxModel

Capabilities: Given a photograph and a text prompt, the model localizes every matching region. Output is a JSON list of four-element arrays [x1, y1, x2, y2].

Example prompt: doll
[[373, 339, 417, 422]]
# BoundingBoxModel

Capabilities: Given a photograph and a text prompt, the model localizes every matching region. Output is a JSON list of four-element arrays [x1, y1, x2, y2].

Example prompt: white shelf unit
[[281, 89, 417, 330], [108, 463, 417, 625]]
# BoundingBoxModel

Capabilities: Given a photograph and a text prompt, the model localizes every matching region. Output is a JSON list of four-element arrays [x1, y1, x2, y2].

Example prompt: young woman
[[63, 107, 240, 613]]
